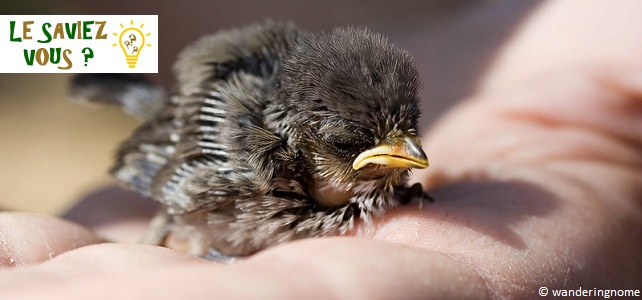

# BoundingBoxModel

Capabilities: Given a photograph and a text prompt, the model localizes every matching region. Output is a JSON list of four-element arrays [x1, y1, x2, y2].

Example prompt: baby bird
[[72, 21, 428, 257]]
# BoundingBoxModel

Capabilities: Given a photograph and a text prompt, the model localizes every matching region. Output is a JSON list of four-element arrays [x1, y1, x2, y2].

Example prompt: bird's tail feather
[[70, 73, 168, 121]]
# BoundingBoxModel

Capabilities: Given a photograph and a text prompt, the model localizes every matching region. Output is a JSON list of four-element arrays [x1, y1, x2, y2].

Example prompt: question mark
[[128, 34, 137, 53], [82, 47, 94, 67]]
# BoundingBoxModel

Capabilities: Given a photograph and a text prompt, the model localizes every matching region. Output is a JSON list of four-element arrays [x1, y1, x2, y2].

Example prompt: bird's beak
[[352, 134, 429, 170]]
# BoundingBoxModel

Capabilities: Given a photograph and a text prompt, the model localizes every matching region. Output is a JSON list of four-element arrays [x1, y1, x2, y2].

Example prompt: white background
[[0, 15, 158, 73]]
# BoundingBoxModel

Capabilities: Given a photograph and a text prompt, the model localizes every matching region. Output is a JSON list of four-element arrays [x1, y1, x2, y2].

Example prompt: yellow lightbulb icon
[[113, 21, 152, 68]]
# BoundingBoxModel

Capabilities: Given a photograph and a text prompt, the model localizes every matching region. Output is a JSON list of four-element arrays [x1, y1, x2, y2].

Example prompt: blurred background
[[0, 0, 539, 215]]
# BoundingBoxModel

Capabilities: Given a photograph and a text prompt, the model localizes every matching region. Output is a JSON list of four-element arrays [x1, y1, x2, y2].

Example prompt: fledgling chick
[[72, 21, 429, 257]]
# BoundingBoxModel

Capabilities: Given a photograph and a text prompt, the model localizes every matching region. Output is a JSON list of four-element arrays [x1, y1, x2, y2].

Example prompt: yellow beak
[[352, 134, 429, 170]]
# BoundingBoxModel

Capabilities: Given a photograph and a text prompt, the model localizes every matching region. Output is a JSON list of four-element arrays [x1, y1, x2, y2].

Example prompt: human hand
[[2, 1, 641, 299]]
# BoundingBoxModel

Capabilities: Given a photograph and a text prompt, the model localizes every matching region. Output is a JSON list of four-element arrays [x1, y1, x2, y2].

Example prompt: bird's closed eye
[[320, 121, 374, 157], [325, 134, 371, 157], [329, 138, 359, 152]]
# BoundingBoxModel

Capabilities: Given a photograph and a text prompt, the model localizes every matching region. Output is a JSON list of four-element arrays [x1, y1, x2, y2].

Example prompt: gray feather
[[70, 73, 167, 120], [96, 21, 424, 257]]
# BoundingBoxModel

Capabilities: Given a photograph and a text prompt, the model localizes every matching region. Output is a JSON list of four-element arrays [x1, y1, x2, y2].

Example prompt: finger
[[0, 239, 489, 300], [403, 58, 642, 297], [247, 238, 489, 299], [0, 243, 209, 299], [0, 212, 102, 268], [480, 0, 642, 92]]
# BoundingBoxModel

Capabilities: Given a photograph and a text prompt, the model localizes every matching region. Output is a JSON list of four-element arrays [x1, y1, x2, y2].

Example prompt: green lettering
[[82, 21, 94, 39], [38, 22, 52, 43], [9, 21, 21, 42], [49, 47, 61, 64], [64, 22, 77, 39], [23, 49, 35, 66]]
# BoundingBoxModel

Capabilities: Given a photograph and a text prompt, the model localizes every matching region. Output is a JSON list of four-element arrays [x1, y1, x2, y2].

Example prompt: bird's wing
[[112, 21, 304, 214], [70, 73, 168, 120], [174, 21, 303, 95]]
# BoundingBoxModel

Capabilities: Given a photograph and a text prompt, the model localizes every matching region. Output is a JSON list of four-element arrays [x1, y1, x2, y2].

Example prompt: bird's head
[[279, 27, 428, 207]]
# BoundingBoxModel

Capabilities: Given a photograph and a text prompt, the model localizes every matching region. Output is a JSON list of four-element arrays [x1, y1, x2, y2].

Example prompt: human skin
[[1, 0, 641, 299]]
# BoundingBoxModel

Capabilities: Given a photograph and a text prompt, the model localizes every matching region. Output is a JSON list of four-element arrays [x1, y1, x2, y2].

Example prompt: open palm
[[2, 1, 641, 299]]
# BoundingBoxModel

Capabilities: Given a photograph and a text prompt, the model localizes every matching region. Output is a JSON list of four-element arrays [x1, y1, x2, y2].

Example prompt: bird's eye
[[320, 120, 374, 157], [330, 138, 358, 152], [325, 134, 371, 157]]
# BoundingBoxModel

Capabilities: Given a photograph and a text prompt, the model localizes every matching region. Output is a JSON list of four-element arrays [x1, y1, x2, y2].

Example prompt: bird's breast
[[308, 179, 354, 207]]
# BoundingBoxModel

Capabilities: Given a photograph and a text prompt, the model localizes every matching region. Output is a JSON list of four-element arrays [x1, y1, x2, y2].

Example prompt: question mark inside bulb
[[124, 34, 139, 53], [119, 28, 144, 68], [82, 47, 94, 66], [112, 21, 152, 69]]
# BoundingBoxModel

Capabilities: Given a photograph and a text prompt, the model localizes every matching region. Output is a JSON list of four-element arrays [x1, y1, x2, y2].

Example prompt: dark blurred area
[[0, 0, 540, 214]]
